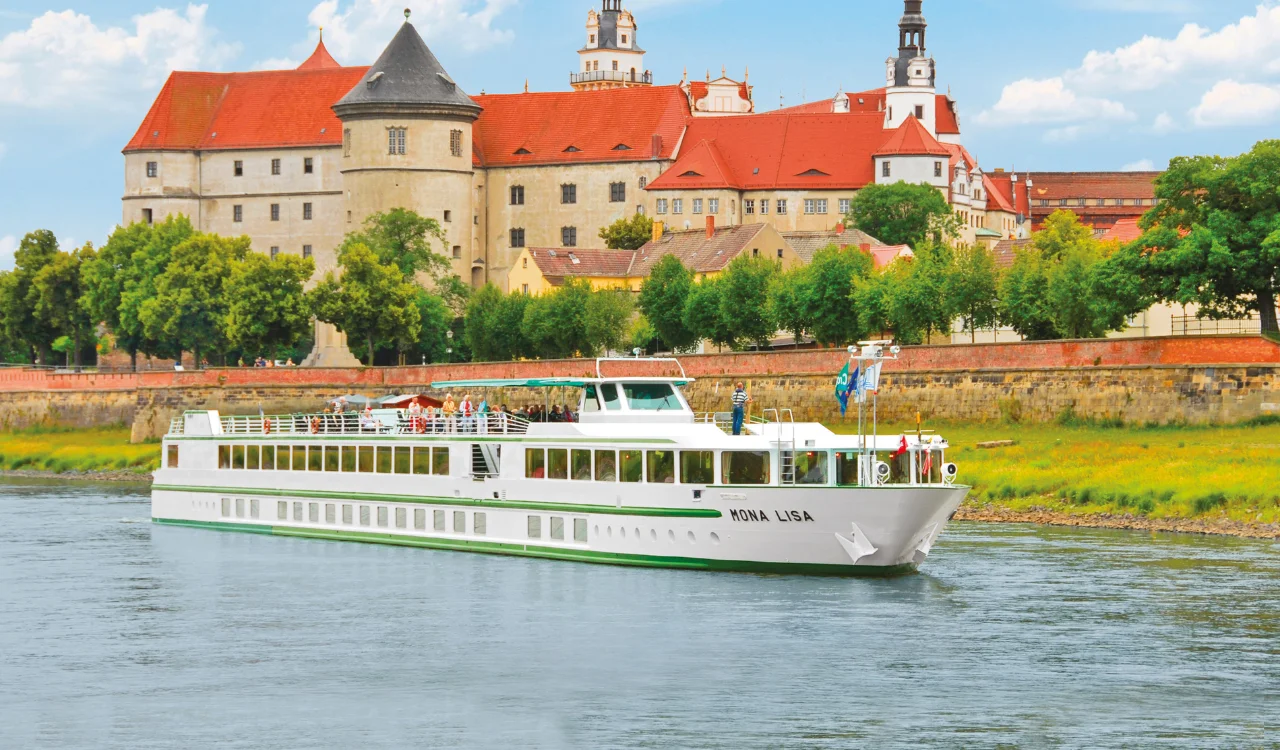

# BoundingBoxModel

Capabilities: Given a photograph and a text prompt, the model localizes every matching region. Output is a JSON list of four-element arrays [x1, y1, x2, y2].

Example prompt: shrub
[[1192, 493, 1227, 515], [1137, 498, 1155, 515]]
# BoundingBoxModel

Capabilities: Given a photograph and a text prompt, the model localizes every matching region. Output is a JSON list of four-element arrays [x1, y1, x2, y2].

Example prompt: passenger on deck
[[476, 397, 489, 434], [459, 394, 475, 434], [442, 394, 457, 432], [408, 400, 423, 433], [548, 406, 563, 423], [359, 405, 377, 432]]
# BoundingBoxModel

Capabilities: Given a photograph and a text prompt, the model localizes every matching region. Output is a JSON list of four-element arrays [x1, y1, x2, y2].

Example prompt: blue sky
[[2, 0, 1279, 266]]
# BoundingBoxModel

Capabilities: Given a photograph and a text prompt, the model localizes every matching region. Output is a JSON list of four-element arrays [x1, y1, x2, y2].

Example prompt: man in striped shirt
[[730, 382, 751, 435]]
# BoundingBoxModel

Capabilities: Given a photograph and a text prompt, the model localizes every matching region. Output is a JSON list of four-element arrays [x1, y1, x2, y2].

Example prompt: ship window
[[218, 445, 230, 469], [795, 451, 828, 485], [394, 447, 411, 474], [359, 506, 371, 526], [623, 383, 678, 411], [293, 502, 304, 522], [278, 501, 288, 520], [526, 448, 546, 478], [571, 449, 592, 481], [454, 511, 466, 533], [325, 446, 339, 472], [434, 509, 446, 531], [292, 446, 307, 472], [574, 518, 588, 542], [594, 450, 617, 481], [341, 445, 357, 472], [309, 503, 319, 523], [550, 516, 565, 540], [600, 383, 622, 410], [835, 452, 860, 486], [892, 452, 911, 484], [547, 449, 569, 480], [722, 451, 771, 485], [414, 508, 426, 530], [413, 447, 431, 475], [620, 450, 643, 483], [167, 445, 179, 468], [433, 447, 450, 476], [261, 445, 275, 471], [343, 504, 353, 524], [308, 446, 323, 472], [376, 446, 392, 474], [528, 515, 541, 539], [582, 384, 602, 412], [232, 445, 245, 470], [680, 451, 714, 484], [358, 446, 374, 473], [250, 499, 260, 519], [474, 512, 486, 535], [220, 498, 230, 517], [646, 451, 675, 484], [326, 504, 336, 524], [377, 506, 388, 527], [246, 445, 259, 470], [236, 498, 245, 518]]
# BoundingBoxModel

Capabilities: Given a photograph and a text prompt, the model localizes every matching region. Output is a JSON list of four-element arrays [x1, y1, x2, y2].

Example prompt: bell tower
[[572, 2, 650, 91], [884, 0, 937, 134]]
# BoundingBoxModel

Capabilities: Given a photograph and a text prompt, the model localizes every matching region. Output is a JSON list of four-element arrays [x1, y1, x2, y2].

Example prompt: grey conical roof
[[334, 21, 480, 118]]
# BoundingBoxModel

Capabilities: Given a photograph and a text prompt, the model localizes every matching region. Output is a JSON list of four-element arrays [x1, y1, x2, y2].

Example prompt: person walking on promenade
[[730, 382, 751, 436]]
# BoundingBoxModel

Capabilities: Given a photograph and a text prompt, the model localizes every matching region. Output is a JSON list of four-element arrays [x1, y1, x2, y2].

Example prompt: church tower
[[883, 0, 937, 134], [572, 1, 651, 90]]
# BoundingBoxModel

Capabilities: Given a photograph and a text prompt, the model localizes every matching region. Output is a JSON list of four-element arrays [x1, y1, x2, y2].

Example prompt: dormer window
[[621, 34, 628, 44], [590, 34, 596, 44], [514, 147, 532, 155], [680, 170, 702, 178], [797, 169, 829, 177], [613, 143, 631, 151], [564, 145, 581, 153]]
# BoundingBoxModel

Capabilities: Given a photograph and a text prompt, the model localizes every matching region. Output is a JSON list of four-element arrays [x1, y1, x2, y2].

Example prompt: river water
[[0, 481, 1276, 749]]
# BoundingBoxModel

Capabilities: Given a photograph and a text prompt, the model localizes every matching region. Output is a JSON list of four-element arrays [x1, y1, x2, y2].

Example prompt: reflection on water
[[0, 481, 1276, 749]]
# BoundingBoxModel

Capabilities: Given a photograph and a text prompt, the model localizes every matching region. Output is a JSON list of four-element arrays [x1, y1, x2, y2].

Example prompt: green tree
[[807, 245, 876, 346], [718, 254, 778, 348], [81, 222, 150, 369], [637, 254, 697, 352], [3, 230, 62, 363], [585, 287, 634, 355], [0, 272, 27, 362], [997, 247, 1056, 341], [463, 283, 505, 362], [139, 234, 248, 367], [223, 251, 315, 359], [846, 182, 961, 248], [33, 243, 97, 370], [494, 292, 533, 360], [401, 289, 454, 364], [1137, 141, 1280, 334], [521, 279, 593, 359], [628, 314, 658, 354], [768, 265, 813, 347], [599, 213, 654, 250], [309, 243, 422, 366], [684, 276, 734, 351], [341, 208, 468, 311], [116, 216, 198, 363], [944, 244, 1000, 342]]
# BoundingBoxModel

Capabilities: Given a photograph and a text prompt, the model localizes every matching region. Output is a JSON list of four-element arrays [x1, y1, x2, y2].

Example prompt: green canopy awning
[[429, 378, 592, 390]]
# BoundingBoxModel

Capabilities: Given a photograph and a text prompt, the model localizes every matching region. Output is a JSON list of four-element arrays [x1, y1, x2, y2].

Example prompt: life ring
[[263, 418, 272, 434]]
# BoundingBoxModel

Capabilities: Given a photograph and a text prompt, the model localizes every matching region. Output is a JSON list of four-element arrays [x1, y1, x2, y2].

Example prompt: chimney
[[706, 215, 716, 239], [859, 243, 871, 253], [652, 220, 664, 243], [835, 223, 846, 235], [651, 134, 663, 159]]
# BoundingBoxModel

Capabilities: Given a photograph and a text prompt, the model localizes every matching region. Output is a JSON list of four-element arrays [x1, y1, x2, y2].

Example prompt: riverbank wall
[[0, 335, 1277, 442]]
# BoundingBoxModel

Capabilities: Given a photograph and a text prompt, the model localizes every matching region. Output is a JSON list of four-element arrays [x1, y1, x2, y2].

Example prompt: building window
[[744, 200, 755, 215], [146, 161, 158, 178], [233, 205, 243, 223], [443, 210, 452, 223], [816, 199, 828, 214], [510, 185, 524, 205], [610, 182, 626, 202], [804, 199, 816, 215], [639, 176, 647, 189], [234, 160, 243, 177], [343, 129, 351, 157], [777, 248, 784, 258], [141, 209, 153, 225], [621, 34, 628, 44], [270, 246, 279, 260], [304, 157, 314, 174], [271, 158, 281, 175], [303, 245, 312, 259], [882, 161, 891, 178], [839, 198, 851, 214], [1096, 198, 1106, 207], [673, 198, 683, 214], [1077, 198, 1087, 207], [693, 199, 703, 214], [510, 228, 525, 247], [303, 203, 313, 220], [452, 246, 461, 259], [759, 199, 769, 215], [934, 161, 943, 177], [709, 198, 719, 214], [270, 204, 280, 222], [777, 200, 787, 215], [388, 127, 406, 155], [915, 104, 924, 119], [1059, 199, 1069, 207], [612, 61, 618, 71], [561, 227, 578, 247], [450, 129, 463, 157], [522, 283, 529, 294], [656, 199, 668, 214], [561, 184, 577, 204]]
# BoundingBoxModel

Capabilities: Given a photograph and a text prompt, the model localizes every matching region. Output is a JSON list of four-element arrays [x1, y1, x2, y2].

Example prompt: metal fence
[[1171, 316, 1262, 336]]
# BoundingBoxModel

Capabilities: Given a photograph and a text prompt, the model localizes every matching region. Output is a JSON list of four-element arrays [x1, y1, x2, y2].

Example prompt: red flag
[[891, 435, 908, 459], [921, 450, 933, 480]]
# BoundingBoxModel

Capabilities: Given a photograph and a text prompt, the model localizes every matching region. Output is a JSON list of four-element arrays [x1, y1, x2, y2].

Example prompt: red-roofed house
[[1025, 171, 1161, 231]]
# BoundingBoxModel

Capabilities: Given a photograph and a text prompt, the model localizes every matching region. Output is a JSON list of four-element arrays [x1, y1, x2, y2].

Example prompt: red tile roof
[[774, 89, 960, 134], [1101, 217, 1144, 243], [632, 224, 773, 275], [647, 112, 887, 191], [991, 238, 1034, 269], [982, 173, 1015, 213], [471, 86, 690, 168], [527, 248, 636, 279], [298, 37, 341, 70], [781, 228, 884, 263], [874, 116, 949, 156], [1028, 172, 1160, 201]]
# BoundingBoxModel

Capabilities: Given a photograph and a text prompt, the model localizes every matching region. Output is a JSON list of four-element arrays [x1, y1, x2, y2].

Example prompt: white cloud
[[976, 77, 1132, 126], [1123, 159, 1156, 171], [1152, 112, 1176, 133], [0, 235, 16, 271], [1191, 79, 1280, 126], [309, 0, 516, 63], [0, 4, 239, 110]]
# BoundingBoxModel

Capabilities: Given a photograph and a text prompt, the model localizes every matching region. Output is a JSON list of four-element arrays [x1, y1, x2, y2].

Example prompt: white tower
[[572, 1, 650, 91], [883, 0, 937, 135]]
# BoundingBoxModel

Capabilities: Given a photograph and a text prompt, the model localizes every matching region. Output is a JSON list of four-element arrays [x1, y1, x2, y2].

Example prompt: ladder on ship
[[764, 408, 797, 485], [471, 443, 500, 479]]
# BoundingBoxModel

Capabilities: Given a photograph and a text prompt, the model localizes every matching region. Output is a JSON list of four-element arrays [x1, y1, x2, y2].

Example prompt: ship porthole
[[650, 529, 657, 541], [594, 524, 600, 536], [620, 527, 626, 539], [634, 527, 640, 540], [667, 529, 675, 543], [710, 532, 720, 545], [607, 526, 613, 538], [687, 531, 696, 544]]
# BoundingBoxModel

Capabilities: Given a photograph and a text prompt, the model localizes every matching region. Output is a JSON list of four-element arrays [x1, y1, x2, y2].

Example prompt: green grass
[[830, 421, 1280, 524], [0, 427, 159, 475]]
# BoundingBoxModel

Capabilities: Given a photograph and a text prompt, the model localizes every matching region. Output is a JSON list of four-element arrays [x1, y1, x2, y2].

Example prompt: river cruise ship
[[151, 353, 969, 575]]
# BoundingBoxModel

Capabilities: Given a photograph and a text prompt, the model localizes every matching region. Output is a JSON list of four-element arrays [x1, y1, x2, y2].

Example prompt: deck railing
[[168, 411, 532, 438]]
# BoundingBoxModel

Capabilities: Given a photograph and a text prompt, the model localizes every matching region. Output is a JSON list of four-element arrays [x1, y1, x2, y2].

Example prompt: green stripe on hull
[[153, 484, 721, 519], [152, 518, 917, 578]]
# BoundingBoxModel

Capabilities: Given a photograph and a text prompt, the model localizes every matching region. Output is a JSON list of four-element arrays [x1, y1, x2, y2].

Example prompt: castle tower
[[883, 0, 937, 134], [333, 14, 482, 285], [572, 1, 650, 90]]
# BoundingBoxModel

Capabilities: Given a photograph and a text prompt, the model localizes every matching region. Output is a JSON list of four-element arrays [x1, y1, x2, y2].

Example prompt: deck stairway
[[472, 444, 500, 479]]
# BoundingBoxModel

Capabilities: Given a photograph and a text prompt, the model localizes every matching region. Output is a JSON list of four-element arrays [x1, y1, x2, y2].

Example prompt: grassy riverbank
[[0, 427, 158, 476], [832, 419, 1280, 528]]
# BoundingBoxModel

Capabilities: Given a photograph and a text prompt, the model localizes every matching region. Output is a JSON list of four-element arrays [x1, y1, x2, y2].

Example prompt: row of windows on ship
[[193, 444, 937, 485]]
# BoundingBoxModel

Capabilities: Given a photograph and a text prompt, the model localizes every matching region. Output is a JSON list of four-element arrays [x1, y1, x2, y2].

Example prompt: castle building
[[122, 1, 1018, 298]]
